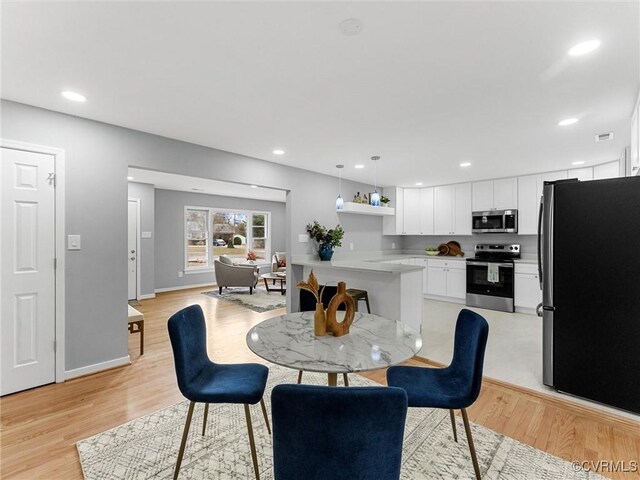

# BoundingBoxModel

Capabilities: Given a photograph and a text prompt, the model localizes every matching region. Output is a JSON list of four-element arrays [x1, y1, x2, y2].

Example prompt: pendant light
[[335, 164, 344, 210], [370, 156, 381, 206]]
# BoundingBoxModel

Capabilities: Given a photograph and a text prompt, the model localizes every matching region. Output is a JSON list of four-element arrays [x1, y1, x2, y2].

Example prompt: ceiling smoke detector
[[339, 18, 363, 36], [594, 132, 614, 142]]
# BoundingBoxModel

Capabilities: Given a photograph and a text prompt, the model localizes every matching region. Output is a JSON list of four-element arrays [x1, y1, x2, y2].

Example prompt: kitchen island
[[289, 256, 424, 333]]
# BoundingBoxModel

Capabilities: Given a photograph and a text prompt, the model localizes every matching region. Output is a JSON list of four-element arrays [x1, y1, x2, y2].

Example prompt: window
[[185, 207, 270, 271], [186, 209, 209, 268]]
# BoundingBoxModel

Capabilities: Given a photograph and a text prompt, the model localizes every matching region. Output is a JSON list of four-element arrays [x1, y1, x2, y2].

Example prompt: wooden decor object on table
[[325, 282, 355, 337], [313, 303, 326, 336]]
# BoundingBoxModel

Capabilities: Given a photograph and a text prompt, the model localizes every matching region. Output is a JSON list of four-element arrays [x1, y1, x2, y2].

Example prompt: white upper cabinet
[[383, 187, 404, 235], [434, 185, 454, 235], [593, 161, 620, 180], [568, 167, 594, 181], [472, 178, 517, 211], [402, 189, 421, 235], [517, 174, 539, 235], [435, 183, 471, 235], [419, 187, 435, 235], [453, 183, 472, 235], [493, 177, 518, 209], [471, 180, 493, 211]]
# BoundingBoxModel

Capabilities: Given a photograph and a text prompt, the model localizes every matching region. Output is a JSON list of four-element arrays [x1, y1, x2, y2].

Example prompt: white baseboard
[[138, 293, 156, 300], [155, 282, 215, 293], [65, 355, 131, 380]]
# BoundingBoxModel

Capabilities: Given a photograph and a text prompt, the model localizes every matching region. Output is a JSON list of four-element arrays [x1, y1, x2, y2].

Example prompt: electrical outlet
[[392, 242, 396, 249], [178, 271, 184, 278], [298, 234, 309, 243], [349, 242, 354, 251]]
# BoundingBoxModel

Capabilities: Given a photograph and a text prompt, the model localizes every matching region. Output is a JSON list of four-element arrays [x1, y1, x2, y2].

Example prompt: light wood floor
[[1, 286, 638, 479]]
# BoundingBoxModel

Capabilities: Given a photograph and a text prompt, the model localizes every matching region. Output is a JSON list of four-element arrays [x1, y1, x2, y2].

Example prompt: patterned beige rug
[[77, 365, 605, 479], [202, 285, 286, 313]]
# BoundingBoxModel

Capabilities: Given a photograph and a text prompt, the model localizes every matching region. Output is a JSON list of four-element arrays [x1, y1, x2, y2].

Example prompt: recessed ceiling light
[[61, 90, 86, 102], [568, 39, 601, 56], [273, 149, 285, 155], [415, 182, 423, 186], [354, 164, 365, 169], [459, 162, 471, 168], [250, 185, 258, 188], [558, 118, 579, 126], [127, 176, 134, 181], [571, 161, 585, 166], [338, 18, 363, 36]]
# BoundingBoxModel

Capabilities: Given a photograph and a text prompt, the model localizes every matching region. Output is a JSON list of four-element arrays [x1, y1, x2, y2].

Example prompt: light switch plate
[[68, 234, 81, 250], [298, 234, 309, 243], [141, 231, 152, 239]]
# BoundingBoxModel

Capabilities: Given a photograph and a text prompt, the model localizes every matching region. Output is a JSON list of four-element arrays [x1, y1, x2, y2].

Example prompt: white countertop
[[291, 256, 424, 274]]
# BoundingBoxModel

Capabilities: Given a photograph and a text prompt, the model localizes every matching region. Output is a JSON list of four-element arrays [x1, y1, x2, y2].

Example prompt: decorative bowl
[[425, 251, 440, 256]]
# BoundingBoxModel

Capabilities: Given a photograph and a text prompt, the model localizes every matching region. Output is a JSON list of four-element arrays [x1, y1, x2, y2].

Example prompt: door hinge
[[53, 340, 57, 353], [54, 258, 57, 270], [47, 172, 56, 187]]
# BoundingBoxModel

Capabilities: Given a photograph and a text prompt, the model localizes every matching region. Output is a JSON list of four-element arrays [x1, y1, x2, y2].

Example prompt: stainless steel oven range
[[466, 243, 520, 312]]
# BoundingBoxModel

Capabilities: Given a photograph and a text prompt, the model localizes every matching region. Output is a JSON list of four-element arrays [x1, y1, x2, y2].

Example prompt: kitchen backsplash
[[402, 234, 538, 257]]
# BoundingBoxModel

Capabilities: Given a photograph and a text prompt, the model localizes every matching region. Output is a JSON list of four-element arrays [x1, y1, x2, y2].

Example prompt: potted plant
[[306, 221, 344, 261], [380, 195, 390, 207]]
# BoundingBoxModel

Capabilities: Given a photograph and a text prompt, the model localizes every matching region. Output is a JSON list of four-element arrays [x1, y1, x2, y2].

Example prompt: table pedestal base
[[327, 373, 337, 386]]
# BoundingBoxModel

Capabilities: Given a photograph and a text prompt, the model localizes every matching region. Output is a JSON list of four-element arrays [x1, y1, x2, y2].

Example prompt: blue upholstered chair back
[[271, 384, 408, 480], [448, 308, 489, 405], [167, 304, 210, 398]]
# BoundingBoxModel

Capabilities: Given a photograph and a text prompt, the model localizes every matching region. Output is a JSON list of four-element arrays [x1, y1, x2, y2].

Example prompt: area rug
[[77, 365, 605, 480], [202, 286, 286, 313]]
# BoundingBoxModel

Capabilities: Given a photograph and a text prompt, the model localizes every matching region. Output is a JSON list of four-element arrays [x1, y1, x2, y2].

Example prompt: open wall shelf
[[337, 202, 395, 216]]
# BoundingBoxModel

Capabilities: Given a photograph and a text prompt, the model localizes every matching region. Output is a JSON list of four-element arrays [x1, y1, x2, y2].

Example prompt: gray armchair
[[214, 256, 259, 294]]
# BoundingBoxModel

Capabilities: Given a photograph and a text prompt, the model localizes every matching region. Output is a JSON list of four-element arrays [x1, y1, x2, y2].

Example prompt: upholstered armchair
[[271, 252, 287, 273], [214, 256, 258, 294]]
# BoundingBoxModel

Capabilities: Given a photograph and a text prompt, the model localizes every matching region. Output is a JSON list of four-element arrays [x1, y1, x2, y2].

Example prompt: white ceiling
[[128, 168, 287, 203], [2, 2, 638, 187]]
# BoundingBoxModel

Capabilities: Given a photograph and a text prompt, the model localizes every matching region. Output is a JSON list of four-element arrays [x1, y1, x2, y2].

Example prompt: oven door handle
[[466, 261, 514, 268]]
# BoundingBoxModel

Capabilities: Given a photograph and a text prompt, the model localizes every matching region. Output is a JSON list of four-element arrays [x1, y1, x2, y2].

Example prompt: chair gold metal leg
[[297, 370, 303, 384], [343, 373, 349, 386], [202, 403, 209, 436], [449, 409, 458, 442], [461, 408, 481, 480], [244, 404, 260, 480], [174, 401, 196, 480], [260, 398, 271, 435]]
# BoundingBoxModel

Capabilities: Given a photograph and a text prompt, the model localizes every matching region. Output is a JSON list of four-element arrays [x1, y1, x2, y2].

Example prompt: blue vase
[[318, 243, 334, 261]]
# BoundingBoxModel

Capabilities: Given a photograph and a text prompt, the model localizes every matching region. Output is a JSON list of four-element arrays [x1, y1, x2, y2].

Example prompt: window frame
[[184, 205, 272, 273]]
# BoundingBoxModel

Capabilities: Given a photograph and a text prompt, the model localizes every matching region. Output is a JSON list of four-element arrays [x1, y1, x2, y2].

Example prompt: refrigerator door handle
[[537, 195, 544, 290]]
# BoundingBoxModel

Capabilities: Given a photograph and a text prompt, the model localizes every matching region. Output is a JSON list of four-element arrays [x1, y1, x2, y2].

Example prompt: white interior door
[[1, 147, 56, 395], [127, 200, 138, 300]]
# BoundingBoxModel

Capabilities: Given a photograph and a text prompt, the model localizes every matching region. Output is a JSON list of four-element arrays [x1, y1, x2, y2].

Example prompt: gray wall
[[127, 182, 155, 297], [1, 99, 395, 371], [154, 188, 286, 289]]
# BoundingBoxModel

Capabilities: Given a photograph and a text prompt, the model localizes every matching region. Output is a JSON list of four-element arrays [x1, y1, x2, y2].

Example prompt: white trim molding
[[138, 293, 156, 300], [0, 138, 66, 384], [65, 356, 131, 380], [128, 197, 142, 300], [155, 282, 216, 293]]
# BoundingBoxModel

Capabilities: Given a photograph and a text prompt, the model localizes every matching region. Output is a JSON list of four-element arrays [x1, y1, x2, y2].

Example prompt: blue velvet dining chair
[[387, 308, 489, 480], [271, 384, 408, 480], [167, 304, 270, 480]]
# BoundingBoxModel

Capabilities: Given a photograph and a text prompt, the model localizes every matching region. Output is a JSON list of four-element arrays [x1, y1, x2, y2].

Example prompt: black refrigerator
[[539, 176, 640, 414]]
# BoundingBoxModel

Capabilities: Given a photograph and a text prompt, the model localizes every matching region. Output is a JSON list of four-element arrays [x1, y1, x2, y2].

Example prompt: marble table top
[[246, 312, 422, 374]]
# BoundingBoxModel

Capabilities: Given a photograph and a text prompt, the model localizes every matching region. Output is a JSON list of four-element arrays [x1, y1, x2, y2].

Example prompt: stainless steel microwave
[[472, 210, 518, 233]]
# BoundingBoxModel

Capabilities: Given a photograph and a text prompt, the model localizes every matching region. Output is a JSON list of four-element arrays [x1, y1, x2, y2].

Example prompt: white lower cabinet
[[514, 263, 542, 312], [411, 258, 430, 295], [426, 258, 466, 300]]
